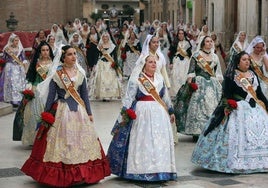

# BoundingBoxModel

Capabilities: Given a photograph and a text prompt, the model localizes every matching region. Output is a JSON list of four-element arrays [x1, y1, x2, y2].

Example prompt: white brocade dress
[[107, 72, 177, 181], [127, 75, 176, 174], [89, 47, 122, 100], [22, 63, 52, 146]]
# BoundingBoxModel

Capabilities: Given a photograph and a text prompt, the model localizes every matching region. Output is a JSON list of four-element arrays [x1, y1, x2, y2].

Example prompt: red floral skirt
[[21, 126, 111, 187]]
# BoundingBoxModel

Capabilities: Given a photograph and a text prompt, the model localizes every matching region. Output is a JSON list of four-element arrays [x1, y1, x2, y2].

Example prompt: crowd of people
[[1, 17, 268, 187]]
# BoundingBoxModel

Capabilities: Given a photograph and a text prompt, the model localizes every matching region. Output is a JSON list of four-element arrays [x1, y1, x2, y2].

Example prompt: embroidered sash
[[56, 68, 86, 108], [233, 43, 242, 53], [101, 50, 123, 76], [129, 45, 140, 55], [250, 57, 268, 84], [195, 54, 215, 76], [5, 47, 25, 67], [235, 73, 267, 112], [36, 64, 47, 80], [138, 73, 168, 112], [177, 47, 188, 57]]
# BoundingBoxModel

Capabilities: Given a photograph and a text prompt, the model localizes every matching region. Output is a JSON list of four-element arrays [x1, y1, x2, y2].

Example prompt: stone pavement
[[0, 101, 268, 188], [0, 102, 12, 117]]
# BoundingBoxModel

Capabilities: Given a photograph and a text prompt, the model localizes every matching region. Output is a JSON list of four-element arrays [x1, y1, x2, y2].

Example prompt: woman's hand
[[224, 107, 231, 116], [89, 115, 94, 122], [187, 77, 193, 84], [170, 114, 175, 124]]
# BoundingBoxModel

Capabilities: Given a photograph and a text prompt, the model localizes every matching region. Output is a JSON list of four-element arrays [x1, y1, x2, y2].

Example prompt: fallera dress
[[21, 66, 110, 187], [107, 72, 177, 181], [192, 70, 268, 173]]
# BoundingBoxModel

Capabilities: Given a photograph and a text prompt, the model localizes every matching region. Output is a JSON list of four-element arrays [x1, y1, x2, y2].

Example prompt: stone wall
[[0, 0, 83, 32]]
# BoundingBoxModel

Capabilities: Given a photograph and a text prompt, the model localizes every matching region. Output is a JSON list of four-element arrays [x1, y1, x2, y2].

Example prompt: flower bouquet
[[223, 99, 238, 116], [222, 98, 238, 123], [189, 82, 198, 92], [121, 53, 127, 61], [111, 61, 123, 76], [120, 108, 137, 126], [21, 89, 35, 106], [36, 102, 58, 139]]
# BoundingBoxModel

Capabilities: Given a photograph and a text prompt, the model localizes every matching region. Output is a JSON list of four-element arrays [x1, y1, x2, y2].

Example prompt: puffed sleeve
[[187, 55, 197, 78], [44, 79, 57, 112], [161, 84, 174, 114], [122, 79, 138, 109], [79, 78, 92, 115]]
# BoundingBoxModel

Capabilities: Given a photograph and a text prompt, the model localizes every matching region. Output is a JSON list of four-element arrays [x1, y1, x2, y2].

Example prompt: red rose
[[111, 62, 116, 68], [227, 99, 237, 109], [25, 51, 32, 58], [22, 89, 34, 96], [126, 109, 137, 120], [121, 53, 127, 60], [117, 40, 121, 45], [41, 112, 55, 125], [189, 83, 198, 91], [51, 102, 58, 111], [0, 58, 5, 64], [22, 89, 35, 100]]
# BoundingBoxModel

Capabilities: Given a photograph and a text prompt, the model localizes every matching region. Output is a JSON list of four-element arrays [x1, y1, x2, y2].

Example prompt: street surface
[[0, 101, 268, 188]]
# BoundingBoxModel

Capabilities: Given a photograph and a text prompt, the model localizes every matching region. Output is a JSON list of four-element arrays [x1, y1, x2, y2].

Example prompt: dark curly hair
[[60, 45, 73, 63], [26, 41, 54, 83]]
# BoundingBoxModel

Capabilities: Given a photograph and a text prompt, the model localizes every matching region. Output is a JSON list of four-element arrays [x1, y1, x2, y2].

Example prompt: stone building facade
[[0, 0, 83, 32], [143, 0, 268, 50], [83, 0, 140, 27]]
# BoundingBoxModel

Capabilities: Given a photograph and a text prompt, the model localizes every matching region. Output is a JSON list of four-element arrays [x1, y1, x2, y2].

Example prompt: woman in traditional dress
[[17, 41, 54, 145], [155, 22, 172, 65], [89, 32, 122, 101], [107, 55, 177, 181], [169, 29, 192, 97], [138, 34, 171, 88], [86, 25, 100, 71], [117, 23, 130, 62], [211, 32, 227, 74], [0, 33, 27, 107], [122, 31, 142, 78], [192, 51, 268, 173], [228, 31, 249, 65], [65, 21, 76, 41], [46, 34, 59, 56], [31, 29, 47, 59], [50, 23, 68, 45], [149, 19, 160, 34], [197, 25, 211, 45], [21, 45, 110, 187], [69, 32, 89, 77], [245, 36, 268, 99], [73, 18, 82, 31], [80, 23, 90, 46], [135, 34, 178, 142], [174, 36, 223, 141]]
